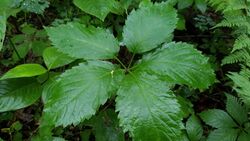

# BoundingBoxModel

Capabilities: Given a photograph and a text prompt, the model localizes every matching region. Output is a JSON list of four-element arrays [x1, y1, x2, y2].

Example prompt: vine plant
[[0, 1, 216, 140]]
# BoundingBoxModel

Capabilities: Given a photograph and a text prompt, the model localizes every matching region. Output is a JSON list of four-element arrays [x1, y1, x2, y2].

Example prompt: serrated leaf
[[0, 64, 47, 80], [136, 42, 215, 89], [43, 61, 124, 126], [89, 109, 125, 141], [207, 129, 239, 141], [226, 94, 248, 125], [0, 78, 42, 112], [199, 109, 237, 128], [186, 115, 203, 141], [73, 0, 119, 21], [20, 0, 49, 14], [116, 72, 183, 141], [238, 129, 250, 141], [46, 22, 119, 60], [123, 2, 177, 53], [179, 132, 190, 141], [177, 96, 193, 118], [43, 47, 76, 70]]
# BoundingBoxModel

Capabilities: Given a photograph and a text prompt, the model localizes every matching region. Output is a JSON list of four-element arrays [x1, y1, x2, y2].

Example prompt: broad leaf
[[238, 129, 250, 141], [88, 109, 125, 141], [116, 72, 183, 141], [0, 78, 42, 112], [43, 47, 76, 70], [207, 129, 239, 141], [136, 42, 215, 89], [199, 109, 237, 128], [186, 115, 203, 141], [73, 0, 119, 21], [46, 22, 119, 60], [0, 64, 47, 80], [123, 2, 177, 53], [226, 94, 248, 125], [43, 61, 124, 126]]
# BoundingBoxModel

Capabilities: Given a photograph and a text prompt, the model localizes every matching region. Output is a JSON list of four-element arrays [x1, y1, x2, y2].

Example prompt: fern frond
[[228, 72, 250, 106], [215, 11, 250, 29], [222, 49, 250, 65], [232, 34, 250, 52], [223, 0, 247, 12], [207, 0, 247, 12]]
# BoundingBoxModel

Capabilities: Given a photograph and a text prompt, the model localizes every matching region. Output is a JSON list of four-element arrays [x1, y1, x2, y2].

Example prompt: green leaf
[[226, 94, 248, 125], [199, 109, 237, 128], [238, 129, 250, 141], [123, 2, 177, 53], [116, 72, 183, 141], [179, 132, 190, 141], [195, 0, 207, 13], [186, 115, 203, 141], [228, 73, 250, 106], [0, 12, 6, 51], [176, 14, 186, 30], [120, 0, 133, 10], [31, 40, 49, 56], [73, 0, 119, 21], [41, 73, 60, 104], [177, 96, 193, 118], [1, 64, 47, 80], [44, 61, 124, 126], [52, 137, 66, 141], [43, 47, 76, 70], [89, 109, 125, 141], [46, 22, 119, 60], [207, 129, 239, 141], [136, 42, 215, 89], [0, 78, 42, 112], [178, 0, 193, 9], [20, 0, 49, 14], [12, 42, 32, 62]]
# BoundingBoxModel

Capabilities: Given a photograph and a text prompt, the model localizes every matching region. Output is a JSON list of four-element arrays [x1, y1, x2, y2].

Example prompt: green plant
[[206, 0, 250, 106], [206, 0, 250, 66], [199, 94, 250, 141], [185, 114, 204, 141], [0, 1, 216, 140]]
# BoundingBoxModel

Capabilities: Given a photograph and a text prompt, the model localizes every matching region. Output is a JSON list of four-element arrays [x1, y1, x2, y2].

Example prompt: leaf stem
[[128, 53, 135, 69], [8, 37, 22, 61], [115, 57, 127, 70]]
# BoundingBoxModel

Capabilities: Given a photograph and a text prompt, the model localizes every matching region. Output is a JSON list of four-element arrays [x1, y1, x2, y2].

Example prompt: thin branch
[[8, 37, 21, 61], [115, 57, 127, 70], [127, 53, 135, 69]]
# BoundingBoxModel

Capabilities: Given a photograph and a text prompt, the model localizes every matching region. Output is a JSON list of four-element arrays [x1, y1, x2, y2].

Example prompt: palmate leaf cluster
[[0, 1, 216, 140], [199, 95, 250, 141]]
